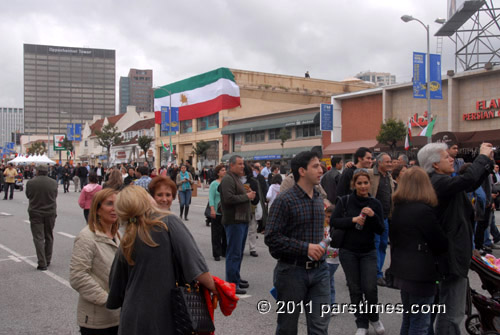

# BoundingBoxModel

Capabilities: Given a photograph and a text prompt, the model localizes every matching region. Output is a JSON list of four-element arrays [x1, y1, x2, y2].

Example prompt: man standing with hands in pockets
[[265, 151, 330, 335]]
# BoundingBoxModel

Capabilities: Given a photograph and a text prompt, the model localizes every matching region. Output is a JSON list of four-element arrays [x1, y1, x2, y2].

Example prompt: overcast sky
[[1, 0, 458, 111]]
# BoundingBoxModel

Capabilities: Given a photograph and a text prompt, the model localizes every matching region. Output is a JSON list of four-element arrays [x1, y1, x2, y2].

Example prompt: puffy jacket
[[78, 183, 102, 210], [69, 226, 120, 329]]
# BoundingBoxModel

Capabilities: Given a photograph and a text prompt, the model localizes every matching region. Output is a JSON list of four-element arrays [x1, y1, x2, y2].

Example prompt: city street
[[0, 182, 494, 335]]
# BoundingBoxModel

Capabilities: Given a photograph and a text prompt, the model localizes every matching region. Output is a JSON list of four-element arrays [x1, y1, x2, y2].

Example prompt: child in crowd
[[325, 205, 340, 305]]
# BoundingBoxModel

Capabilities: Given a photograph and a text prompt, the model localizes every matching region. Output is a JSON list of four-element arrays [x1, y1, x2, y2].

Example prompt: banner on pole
[[161, 106, 179, 132], [430, 54, 443, 100], [413, 52, 426, 99]]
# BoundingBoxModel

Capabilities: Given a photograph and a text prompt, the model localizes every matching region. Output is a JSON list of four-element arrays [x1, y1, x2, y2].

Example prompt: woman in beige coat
[[70, 188, 120, 335]]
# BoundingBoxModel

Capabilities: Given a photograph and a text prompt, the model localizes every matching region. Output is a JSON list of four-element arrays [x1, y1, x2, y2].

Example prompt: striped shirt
[[265, 184, 325, 260]]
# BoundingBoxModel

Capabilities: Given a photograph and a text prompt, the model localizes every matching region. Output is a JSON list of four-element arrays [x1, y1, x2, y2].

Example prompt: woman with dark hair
[[331, 169, 385, 335], [209, 164, 227, 261], [148, 176, 177, 211], [103, 169, 124, 191], [78, 172, 103, 222], [176, 164, 193, 220], [70, 188, 120, 335], [388, 166, 447, 335], [106, 186, 217, 335]]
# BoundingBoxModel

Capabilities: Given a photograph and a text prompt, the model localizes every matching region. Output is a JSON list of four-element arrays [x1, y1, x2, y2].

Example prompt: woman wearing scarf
[[176, 164, 193, 221]]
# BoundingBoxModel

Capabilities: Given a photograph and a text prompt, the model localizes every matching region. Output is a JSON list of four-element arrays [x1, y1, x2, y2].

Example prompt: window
[[198, 113, 219, 131], [268, 128, 287, 140], [245, 131, 265, 143], [296, 124, 321, 138], [180, 120, 192, 133]]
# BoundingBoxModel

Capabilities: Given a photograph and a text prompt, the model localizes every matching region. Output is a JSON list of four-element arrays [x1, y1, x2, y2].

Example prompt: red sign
[[410, 112, 429, 127], [463, 98, 500, 121]]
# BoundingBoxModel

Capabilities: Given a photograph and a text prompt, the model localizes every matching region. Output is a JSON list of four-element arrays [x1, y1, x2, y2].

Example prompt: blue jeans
[[327, 263, 339, 304], [484, 213, 500, 246], [178, 189, 192, 206], [374, 218, 389, 278], [273, 261, 331, 335], [225, 223, 248, 287], [435, 276, 467, 335], [339, 248, 379, 329], [400, 291, 434, 335]]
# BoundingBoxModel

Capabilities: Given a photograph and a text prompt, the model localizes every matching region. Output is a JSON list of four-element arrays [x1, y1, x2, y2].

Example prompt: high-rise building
[[0, 107, 24, 146], [119, 76, 130, 114], [355, 71, 396, 87], [119, 69, 153, 114], [23, 44, 116, 136]]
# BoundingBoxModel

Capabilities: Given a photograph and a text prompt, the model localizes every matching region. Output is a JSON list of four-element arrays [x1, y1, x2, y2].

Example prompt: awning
[[323, 140, 378, 156], [221, 113, 320, 135], [221, 146, 322, 162]]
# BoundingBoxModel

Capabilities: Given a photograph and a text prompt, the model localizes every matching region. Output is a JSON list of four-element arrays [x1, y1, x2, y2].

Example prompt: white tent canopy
[[7, 154, 56, 165]]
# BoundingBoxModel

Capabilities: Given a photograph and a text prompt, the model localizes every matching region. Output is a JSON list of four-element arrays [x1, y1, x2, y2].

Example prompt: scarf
[[180, 171, 191, 191]]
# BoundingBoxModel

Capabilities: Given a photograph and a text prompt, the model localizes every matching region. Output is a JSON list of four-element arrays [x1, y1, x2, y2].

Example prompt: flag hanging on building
[[404, 119, 412, 150], [419, 116, 437, 137], [161, 140, 170, 153], [154, 67, 241, 122]]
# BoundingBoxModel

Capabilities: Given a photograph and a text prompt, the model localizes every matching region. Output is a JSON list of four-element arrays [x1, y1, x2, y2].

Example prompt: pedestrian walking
[[62, 163, 71, 193], [209, 164, 227, 261], [73, 163, 80, 192], [3, 163, 17, 200], [78, 173, 102, 222], [176, 164, 193, 221], [25, 164, 58, 271], [79, 163, 89, 191]]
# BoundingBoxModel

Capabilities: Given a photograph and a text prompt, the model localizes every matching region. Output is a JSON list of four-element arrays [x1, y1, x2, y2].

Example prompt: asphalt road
[[0, 181, 495, 335]]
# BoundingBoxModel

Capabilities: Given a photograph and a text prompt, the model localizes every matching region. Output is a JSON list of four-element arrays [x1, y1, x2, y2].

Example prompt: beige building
[[154, 69, 374, 169]]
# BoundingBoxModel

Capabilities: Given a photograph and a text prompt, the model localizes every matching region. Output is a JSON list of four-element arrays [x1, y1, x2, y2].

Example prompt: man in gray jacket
[[220, 155, 256, 294], [26, 165, 58, 271]]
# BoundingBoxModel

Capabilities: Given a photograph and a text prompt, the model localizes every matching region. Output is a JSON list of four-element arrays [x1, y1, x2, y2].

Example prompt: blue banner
[[67, 124, 74, 141], [413, 52, 426, 99], [320, 104, 334, 131], [430, 54, 443, 100], [74, 123, 82, 141], [5, 142, 15, 150], [161, 106, 179, 132]]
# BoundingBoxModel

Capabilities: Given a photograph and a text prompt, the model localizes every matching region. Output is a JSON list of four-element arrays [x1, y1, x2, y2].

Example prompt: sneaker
[[250, 251, 258, 257], [240, 279, 248, 284], [355, 328, 367, 335], [235, 288, 247, 295], [239, 282, 249, 289], [36, 265, 47, 271], [376, 277, 386, 287], [370, 320, 385, 335], [214, 256, 221, 261]]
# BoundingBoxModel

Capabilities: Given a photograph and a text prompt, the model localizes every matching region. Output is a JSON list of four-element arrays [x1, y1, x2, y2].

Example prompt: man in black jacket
[[337, 147, 372, 197], [418, 142, 493, 334], [321, 156, 342, 204], [78, 163, 89, 191]]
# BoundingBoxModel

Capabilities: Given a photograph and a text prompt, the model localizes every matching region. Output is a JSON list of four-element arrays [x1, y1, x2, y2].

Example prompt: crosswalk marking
[[0, 212, 12, 216], [57, 232, 75, 239]]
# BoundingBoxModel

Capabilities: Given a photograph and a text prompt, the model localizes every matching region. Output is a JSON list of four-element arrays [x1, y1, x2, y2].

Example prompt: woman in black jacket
[[331, 169, 385, 335], [388, 166, 448, 335]]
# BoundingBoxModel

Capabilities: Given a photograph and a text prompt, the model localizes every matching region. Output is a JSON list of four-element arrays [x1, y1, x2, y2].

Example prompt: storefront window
[[296, 124, 320, 138], [268, 127, 289, 140], [245, 131, 265, 143], [198, 113, 219, 131], [180, 120, 192, 133], [234, 134, 243, 152]]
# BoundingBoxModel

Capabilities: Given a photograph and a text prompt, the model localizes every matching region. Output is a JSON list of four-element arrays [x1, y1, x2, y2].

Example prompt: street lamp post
[[401, 14, 432, 143]]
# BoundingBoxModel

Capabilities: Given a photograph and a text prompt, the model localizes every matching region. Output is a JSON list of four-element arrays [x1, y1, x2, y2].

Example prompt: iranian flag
[[404, 119, 412, 151], [154, 67, 240, 122], [419, 116, 437, 137], [161, 140, 170, 153]]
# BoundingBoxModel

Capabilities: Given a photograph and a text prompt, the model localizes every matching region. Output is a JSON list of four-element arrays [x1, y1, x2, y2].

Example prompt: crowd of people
[[10, 139, 499, 335]]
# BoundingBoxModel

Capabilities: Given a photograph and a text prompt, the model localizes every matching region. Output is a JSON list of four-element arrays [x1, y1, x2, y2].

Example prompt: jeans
[[484, 212, 500, 246], [79, 176, 87, 190], [475, 207, 491, 250], [178, 189, 192, 206], [29, 215, 56, 267], [374, 218, 389, 278], [211, 214, 227, 258], [339, 248, 379, 329], [327, 263, 339, 304], [273, 261, 331, 335], [400, 291, 435, 335], [225, 223, 248, 287], [434, 275, 467, 335], [73, 176, 79, 192], [3, 182, 14, 199]]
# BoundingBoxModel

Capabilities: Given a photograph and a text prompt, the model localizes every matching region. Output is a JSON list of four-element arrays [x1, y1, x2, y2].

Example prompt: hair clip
[[129, 217, 137, 224]]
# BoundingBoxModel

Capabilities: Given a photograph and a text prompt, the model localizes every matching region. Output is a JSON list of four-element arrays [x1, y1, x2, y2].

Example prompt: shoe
[[370, 320, 385, 335], [239, 282, 249, 289], [355, 328, 367, 335], [250, 251, 258, 257], [235, 288, 247, 295], [37, 266, 47, 271], [240, 279, 248, 284], [47, 262, 50, 267], [376, 277, 386, 287], [214, 256, 221, 261], [184, 217, 189, 221], [483, 246, 493, 253]]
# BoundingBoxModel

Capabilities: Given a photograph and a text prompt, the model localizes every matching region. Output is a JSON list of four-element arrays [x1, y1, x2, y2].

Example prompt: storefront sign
[[254, 155, 281, 160], [320, 104, 334, 131], [410, 112, 429, 127], [463, 98, 500, 121]]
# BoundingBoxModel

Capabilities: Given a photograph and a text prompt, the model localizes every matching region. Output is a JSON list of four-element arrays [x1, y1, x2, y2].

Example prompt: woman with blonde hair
[[106, 185, 217, 334], [388, 166, 448, 335], [70, 188, 120, 335]]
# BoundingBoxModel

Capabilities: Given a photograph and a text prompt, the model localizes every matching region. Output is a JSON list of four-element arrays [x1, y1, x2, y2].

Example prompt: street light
[[154, 86, 173, 164], [401, 14, 432, 142]]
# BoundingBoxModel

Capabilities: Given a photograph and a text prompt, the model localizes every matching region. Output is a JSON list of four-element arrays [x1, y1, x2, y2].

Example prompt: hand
[[352, 215, 366, 226], [361, 207, 375, 217], [308, 243, 326, 261], [479, 143, 493, 158], [247, 191, 256, 200], [492, 193, 498, 200], [345, 161, 354, 168], [210, 208, 216, 219]]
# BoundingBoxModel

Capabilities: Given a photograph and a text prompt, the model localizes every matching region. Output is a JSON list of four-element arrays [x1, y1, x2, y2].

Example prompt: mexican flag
[[154, 67, 240, 122], [404, 119, 412, 150], [161, 140, 170, 153], [419, 116, 437, 137]]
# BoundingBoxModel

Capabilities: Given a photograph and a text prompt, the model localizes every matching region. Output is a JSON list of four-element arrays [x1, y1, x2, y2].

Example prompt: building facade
[[355, 71, 396, 87], [119, 77, 130, 114], [0, 107, 24, 147], [119, 69, 153, 114], [23, 44, 115, 136]]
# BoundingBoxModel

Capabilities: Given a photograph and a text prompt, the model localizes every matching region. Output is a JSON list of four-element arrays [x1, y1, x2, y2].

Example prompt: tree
[[376, 118, 407, 154], [61, 137, 74, 161], [95, 123, 122, 167], [27, 141, 47, 155], [279, 128, 291, 164], [138, 135, 153, 166], [193, 140, 211, 167]]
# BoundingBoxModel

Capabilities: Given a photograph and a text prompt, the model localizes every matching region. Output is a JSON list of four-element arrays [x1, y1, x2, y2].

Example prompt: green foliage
[[193, 140, 211, 163], [138, 135, 153, 163], [95, 123, 122, 165], [27, 141, 47, 155], [376, 118, 407, 152], [279, 128, 291, 148], [61, 137, 74, 153]]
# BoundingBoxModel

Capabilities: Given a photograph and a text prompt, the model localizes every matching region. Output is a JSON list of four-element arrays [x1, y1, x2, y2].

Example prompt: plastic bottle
[[309, 236, 332, 260], [355, 212, 366, 230]]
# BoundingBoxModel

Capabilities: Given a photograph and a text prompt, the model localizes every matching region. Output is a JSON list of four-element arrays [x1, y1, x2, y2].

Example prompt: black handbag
[[168, 229, 215, 335], [204, 202, 212, 219], [330, 195, 349, 248]]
